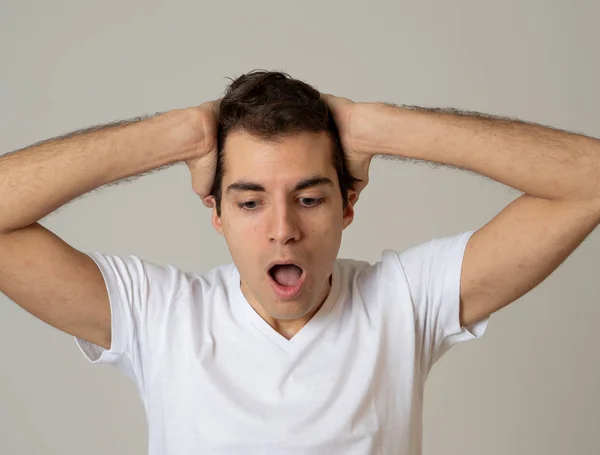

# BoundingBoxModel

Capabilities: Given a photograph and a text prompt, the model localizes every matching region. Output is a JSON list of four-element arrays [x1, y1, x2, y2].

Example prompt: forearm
[[362, 103, 600, 203], [0, 108, 198, 233]]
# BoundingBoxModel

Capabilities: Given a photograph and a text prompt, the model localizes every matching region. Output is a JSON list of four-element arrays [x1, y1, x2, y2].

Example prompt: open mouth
[[268, 263, 304, 287], [267, 263, 306, 299]]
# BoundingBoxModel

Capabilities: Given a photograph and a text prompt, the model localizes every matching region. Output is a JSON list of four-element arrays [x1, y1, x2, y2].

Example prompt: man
[[1, 70, 598, 454]]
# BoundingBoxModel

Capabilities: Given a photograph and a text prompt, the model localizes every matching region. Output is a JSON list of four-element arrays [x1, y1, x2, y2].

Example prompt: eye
[[299, 197, 324, 207], [237, 201, 261, 211]]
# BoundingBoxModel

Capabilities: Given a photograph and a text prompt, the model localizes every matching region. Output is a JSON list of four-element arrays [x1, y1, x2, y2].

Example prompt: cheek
[[308, 210, 340, 235], [224, 215, 262, 244]]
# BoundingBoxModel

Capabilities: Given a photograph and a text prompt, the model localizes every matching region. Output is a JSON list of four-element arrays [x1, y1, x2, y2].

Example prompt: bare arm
[[0, 109, 201, 233], [0, 105, 214, 349], [329, 99, 600, 326]]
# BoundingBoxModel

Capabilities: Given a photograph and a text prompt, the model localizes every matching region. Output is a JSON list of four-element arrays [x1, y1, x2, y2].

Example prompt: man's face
[[211, 130, 355, 338]]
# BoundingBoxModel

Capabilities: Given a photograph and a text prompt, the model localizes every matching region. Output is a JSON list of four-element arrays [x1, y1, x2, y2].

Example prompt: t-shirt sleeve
[[74, 252, 179, 382], [394, 230, 489, 370]]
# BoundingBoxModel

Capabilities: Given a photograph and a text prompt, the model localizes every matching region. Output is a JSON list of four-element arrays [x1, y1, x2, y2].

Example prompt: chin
[[267, 300, 313, 320]]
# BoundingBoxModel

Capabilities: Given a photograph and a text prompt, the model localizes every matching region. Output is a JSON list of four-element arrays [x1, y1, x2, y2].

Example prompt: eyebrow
[[226, 176, 334, 194]]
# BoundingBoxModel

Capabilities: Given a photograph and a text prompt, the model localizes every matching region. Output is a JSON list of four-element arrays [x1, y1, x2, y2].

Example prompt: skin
[[323, 95, 600, 327], [201, 92, 600, 338], [210, 130, 357, 340]]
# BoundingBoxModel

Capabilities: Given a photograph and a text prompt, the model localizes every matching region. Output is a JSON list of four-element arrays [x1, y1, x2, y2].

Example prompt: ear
[[206, 196, 223, 235], [342, 189, 358, 230]]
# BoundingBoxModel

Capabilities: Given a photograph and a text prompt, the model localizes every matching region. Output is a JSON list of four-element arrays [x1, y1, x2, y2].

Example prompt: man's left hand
[[321, 93, 376, 202]]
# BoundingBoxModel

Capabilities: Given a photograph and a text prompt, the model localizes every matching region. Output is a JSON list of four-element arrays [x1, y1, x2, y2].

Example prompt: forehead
[[222, 130, 336, 185]]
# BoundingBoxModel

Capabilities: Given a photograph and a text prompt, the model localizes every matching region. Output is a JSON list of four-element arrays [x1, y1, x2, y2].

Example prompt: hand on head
[[185, 93, 375, 210], [321, 93, 373, 203], [185, 99, 221, 208]]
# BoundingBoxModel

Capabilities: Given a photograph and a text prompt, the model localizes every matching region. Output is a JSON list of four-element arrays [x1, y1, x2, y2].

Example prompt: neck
[[241, 274, 332, 340]]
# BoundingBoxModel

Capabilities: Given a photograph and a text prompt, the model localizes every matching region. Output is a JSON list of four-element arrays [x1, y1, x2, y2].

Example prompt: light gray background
[[1, 0, 598, 453]]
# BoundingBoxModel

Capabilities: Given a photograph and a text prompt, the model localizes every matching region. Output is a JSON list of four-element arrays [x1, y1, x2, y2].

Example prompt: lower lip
[[269, 271, 306, 300]]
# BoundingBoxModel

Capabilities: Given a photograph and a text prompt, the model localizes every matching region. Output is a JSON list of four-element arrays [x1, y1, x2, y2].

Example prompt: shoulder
[[87, 252, 236, 303], [335, 230, 475, 292]]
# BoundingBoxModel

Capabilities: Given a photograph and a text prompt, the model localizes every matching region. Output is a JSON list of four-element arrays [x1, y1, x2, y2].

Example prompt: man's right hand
[[185, 99, 221, 208]]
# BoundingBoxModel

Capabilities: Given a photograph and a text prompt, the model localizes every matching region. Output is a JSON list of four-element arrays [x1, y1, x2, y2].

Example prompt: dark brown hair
[[210, 70, 360, 216]]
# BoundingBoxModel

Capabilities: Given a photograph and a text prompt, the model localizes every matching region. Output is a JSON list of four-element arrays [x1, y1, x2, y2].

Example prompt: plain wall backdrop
[[1, 0, 598, 453]]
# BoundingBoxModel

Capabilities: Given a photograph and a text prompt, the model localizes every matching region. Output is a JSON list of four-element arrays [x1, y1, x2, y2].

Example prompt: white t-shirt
[[75, 230, 489, 455]]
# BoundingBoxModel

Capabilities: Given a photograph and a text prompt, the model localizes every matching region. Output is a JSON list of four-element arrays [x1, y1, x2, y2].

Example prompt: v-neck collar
[[230, 261, 342, 354]]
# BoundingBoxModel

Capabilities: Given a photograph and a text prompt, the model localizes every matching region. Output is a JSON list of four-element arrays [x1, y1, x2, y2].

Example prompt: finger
[[213, 98, 223, 116], [320, 93, 335, 105]]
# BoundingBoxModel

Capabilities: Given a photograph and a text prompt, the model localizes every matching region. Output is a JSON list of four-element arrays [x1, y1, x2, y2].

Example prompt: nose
[[268, 202, 301, 245]]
